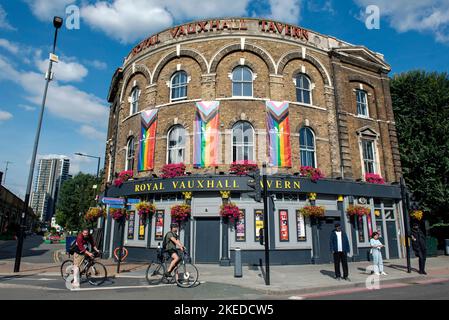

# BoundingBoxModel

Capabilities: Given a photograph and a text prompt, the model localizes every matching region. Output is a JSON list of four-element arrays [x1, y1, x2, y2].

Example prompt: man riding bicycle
[[73, 229, 100, 288], [163, 223, 185, 277]]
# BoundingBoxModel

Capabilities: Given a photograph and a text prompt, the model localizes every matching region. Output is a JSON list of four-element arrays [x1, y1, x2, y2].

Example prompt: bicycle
[[60, 251, 107, 286], [146, 247, 199, 288]]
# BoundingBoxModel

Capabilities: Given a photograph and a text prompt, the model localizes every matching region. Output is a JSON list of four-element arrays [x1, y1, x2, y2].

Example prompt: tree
[[56, 172, 101, 231], [391, 71, 449, 224]]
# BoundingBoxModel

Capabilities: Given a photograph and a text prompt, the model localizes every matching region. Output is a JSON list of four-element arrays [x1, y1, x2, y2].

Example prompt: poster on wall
[[296, 210, 306, 241], [279, 209, 289, 241], [127, 211, 135, 240], [235, 209, 246, 242], [254, 209, 264, 242], [138, 214, 146, 240], [154, 210, 164, 241]]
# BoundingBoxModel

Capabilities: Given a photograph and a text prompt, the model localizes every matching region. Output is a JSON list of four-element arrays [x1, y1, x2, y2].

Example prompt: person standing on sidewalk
[[411, 223, 427, 275], [370, 232, 387, 276], [330, 223, 350, 281]]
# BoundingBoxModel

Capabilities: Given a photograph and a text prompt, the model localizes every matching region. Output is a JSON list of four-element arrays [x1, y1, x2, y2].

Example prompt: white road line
[[69, 283, 174, 291], [288, 296, 304, 300]]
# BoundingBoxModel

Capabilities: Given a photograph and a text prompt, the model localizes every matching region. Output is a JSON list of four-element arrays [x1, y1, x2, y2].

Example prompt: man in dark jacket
[[330, 223, 351, 281], [411, 223, 427, 275]]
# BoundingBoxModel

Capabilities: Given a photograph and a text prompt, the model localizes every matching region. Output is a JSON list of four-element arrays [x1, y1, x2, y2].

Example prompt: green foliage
[[391, 70, 449, 223], [56, 172, 101, 231]]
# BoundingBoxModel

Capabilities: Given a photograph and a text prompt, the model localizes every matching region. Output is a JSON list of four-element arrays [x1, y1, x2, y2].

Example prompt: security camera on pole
[[14, 16, 63, 273]]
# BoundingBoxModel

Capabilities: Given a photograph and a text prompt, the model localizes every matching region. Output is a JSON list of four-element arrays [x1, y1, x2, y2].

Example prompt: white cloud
[[0, 54, 108, 126], [87, 59, 108, 70], [0, 4, 15, 30], [0, 110, 13, 121], [267, 0, 302, 24], [81, 0, 173, 44], [163, 0, 251, 21], [24, 0, 75, 22], [0, 39, 19, 54], [35, 55, 89, 82], [70, 153, 94, 175], [78, 124, 106, 141], [18, 104, 37, 112], [353, 0, 449, 43]]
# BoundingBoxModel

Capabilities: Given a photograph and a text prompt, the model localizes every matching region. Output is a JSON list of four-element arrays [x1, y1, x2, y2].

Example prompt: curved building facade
[[102, 18, 405, 265]]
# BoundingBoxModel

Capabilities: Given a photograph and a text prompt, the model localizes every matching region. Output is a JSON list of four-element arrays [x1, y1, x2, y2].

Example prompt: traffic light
[[247, 168, 262, 202], [408, 192, 420, 211]]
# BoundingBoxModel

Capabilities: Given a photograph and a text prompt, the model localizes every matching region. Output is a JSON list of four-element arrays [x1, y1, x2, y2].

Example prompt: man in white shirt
[[330, 223, 350, 281]]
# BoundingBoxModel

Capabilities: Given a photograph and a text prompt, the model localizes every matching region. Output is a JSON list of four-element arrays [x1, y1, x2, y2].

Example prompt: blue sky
[[0, 0, 448, 199]]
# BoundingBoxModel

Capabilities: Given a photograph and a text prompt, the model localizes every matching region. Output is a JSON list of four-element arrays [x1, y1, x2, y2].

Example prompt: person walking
[[370, 232, 387, 276], [330, 223, 351, 281], [411, 223, 427, 275]]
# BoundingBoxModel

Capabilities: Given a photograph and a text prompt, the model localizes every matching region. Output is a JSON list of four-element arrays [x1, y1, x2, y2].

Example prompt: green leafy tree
[[56, 173, 101, 231], [391, 71, 449, 224]]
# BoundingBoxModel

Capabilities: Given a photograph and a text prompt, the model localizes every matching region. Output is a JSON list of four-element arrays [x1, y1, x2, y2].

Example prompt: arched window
[[356, 89, 369, 117], [232, 66, 253, 97], [167, 125, 186, 164], [125, 137, 135, 171], [296, 74, 311, 105], [299, 127, 316, 167], [232, 121, 254, 162], [130, 87, 140, 115], [170, 71, 188, 102]]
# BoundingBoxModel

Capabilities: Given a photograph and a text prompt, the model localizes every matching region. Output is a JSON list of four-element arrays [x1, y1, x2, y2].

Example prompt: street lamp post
[[74, 153, 101, 178], [14, 17, 63, 273]]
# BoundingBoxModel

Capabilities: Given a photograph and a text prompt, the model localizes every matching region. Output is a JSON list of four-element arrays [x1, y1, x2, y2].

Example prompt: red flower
[[365, 173, 385, 184], [161, 163, 186, 178], [300, 166, 324, 182], [346, 205, 371, 216], [220, 203, 241, 222], [170, 204, 191, 223], [230, 161, 258, 176]]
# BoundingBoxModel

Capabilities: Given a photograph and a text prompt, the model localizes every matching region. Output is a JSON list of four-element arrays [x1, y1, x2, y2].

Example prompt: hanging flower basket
[[410, 210, 423, 221], [229, 161, 258, 176], [135, 201, 156, 219], [220, 203, 241, 222], [365, 173, 385, 184], [109, 208, 128, 221], [161, 163, 186, 178], [346, 205, 371, 217], [114, 170, 134, 187], [299, 205, 325, 218], [84, 207, 104, 222], [170, 204, 191, 223], [300, 166, 324, 182]]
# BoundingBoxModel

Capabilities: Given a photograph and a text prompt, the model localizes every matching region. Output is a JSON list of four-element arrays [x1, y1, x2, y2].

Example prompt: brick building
[[102, 18, 405, 265]]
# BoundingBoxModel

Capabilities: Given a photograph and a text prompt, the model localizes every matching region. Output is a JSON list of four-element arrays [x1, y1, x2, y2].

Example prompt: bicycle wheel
[[145, 263, 165, 285], [86, 262, 107, 286], [175, 263, 199, 288], [60, 260, 74, 280]]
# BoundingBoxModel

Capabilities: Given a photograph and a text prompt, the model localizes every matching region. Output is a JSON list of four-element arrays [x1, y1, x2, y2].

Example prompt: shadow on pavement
[[320, 270, 336, 279], [387, 264, 419, 273]]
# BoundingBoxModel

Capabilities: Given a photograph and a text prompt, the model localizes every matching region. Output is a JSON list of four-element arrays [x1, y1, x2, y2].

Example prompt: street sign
[[101, 197, 124, 205]]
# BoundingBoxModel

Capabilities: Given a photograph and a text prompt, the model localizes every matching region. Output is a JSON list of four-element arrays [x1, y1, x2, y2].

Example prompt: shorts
[[166, 249, 180, 257], [73, 253, 85, 268]]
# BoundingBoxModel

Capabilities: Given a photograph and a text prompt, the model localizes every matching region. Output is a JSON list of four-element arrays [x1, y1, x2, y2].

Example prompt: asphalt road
[[0, 235, 63, 263]]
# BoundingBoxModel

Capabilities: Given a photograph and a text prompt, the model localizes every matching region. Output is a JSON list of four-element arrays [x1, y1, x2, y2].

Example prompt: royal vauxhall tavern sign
[[129, 19, 311, 58], [105, 175, 402, 199]]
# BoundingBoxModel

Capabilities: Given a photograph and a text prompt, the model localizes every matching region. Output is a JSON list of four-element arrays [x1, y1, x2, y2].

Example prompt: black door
[[386, 221, 399, 259], [317, 217, 340, 264], [195, 218, 221, 263]]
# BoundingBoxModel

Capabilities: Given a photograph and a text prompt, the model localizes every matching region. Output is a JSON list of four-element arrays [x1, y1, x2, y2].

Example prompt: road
[[0, 235, 63, 263]]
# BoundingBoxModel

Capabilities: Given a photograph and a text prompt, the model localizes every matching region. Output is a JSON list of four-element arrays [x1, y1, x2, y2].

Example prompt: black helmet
[[170, 223, 179, 229]]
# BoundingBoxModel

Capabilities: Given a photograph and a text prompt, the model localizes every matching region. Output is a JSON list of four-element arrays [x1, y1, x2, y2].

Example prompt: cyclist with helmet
[[163, 223, 185, 277]]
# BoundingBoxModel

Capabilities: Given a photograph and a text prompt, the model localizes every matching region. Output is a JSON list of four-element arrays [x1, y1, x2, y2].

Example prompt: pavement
[[1, 235, 448, 296]]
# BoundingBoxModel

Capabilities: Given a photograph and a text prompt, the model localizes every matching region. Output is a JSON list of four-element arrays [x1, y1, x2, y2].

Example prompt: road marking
[[288, 296, 304, 300], [0, 283, 64, 291], [69, 283, 174, 291]]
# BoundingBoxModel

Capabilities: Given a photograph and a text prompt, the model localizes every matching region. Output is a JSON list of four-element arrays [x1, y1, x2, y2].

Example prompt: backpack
[[68, 239, 79, 255], [162, 233, 169, 250]]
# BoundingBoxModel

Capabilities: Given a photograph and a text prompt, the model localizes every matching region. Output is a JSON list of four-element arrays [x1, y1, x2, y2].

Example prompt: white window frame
[[130, 87, 140, 116], [125, 137, 135, 171], [231, 66, 254, 98], [170, 71, 188, 102], [359, 137, 379, 176], [231, 121, 255, 162], [166, 125, 186, 164], [356, 89, 369, 118], [299, 127, 317, 168], [295, 74, 313, 106]]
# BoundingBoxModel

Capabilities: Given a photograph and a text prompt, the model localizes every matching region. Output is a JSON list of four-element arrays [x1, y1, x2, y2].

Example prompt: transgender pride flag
[[266, 101, 292, 167], [193, 101, 220, 168]]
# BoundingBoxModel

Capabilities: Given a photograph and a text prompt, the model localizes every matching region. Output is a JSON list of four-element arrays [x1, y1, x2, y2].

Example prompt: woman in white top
[[370, 232, 387, 276]]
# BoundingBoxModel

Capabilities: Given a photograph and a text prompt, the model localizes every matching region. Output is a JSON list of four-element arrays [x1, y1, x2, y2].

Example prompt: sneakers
[[374, 272, 381, 276], [381, 272, 388, 275], [335, 276, 341, 281], [343, 277, 350, 281], [164, 271, 172, 277]]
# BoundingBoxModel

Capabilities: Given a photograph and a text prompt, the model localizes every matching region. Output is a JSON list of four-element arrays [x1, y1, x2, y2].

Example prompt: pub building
[[100, 18, 405, 265]]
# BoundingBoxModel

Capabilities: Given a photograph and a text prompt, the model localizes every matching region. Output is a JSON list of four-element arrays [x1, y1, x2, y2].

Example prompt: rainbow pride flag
[[266, 101, 292, 167], [138, 109, 158, 171], [193, 101, 220, 168]]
